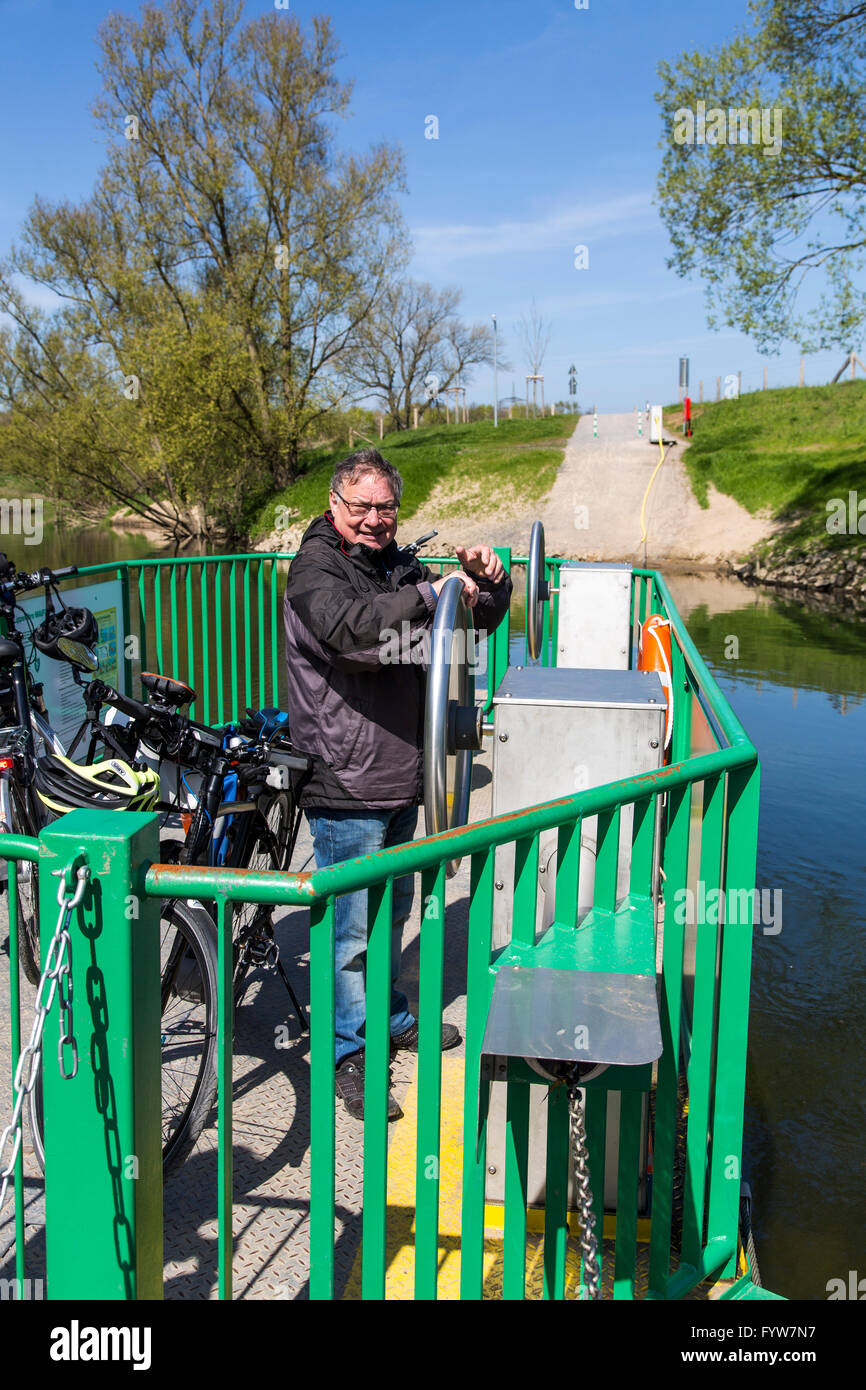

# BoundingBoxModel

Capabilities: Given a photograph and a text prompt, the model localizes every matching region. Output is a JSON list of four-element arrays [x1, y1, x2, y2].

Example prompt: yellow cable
[[638, 434, 671, 549]]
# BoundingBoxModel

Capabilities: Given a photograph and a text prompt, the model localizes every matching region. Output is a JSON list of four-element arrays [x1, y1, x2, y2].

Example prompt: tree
[[0, 1, 407, 544], [516, 298, 552, 377], [655, 0, 866, 353], [341, 280, 498, 431], [515, 299, 551, 414]]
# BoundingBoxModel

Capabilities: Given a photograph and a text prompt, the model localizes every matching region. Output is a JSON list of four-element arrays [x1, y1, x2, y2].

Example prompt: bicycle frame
[[0, 636, 66, 883]]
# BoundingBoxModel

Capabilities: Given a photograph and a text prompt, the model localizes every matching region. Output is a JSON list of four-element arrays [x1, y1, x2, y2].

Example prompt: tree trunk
[[272, 442, 299, 491]]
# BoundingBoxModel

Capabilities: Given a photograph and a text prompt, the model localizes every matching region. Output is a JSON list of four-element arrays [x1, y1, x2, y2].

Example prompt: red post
[[683, 394, 692, 437]]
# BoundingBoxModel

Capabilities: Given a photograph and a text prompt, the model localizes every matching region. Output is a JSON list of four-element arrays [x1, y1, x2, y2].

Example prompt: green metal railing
[[2, 553, 760, 1300], [76, 549, 513, 723]]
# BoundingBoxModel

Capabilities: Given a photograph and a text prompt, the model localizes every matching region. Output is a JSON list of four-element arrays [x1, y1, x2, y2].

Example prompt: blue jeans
[[306, 806, 418, 1063]]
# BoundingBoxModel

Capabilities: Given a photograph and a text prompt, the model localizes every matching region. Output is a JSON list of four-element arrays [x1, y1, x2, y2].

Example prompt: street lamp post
[[492, 314, 498, 428]]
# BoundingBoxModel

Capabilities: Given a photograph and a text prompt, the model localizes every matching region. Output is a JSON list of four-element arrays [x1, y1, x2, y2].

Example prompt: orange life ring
[[638, 614, 673, 756]]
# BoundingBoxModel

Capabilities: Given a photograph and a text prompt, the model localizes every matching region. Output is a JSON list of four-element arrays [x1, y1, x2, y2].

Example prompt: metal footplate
[[480, 966, 662, 1078]]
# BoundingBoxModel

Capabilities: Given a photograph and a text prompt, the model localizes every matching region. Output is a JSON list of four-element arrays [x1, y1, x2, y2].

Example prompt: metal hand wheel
[[423, 574, 482, 877], [526, 520, 550, 661]]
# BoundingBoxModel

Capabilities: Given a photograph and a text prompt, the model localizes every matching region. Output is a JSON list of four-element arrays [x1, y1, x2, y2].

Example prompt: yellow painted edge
[[483, 1205, 652, 1243], [342, 1052, 659, 1299], [343, 1052, 471, 1299]]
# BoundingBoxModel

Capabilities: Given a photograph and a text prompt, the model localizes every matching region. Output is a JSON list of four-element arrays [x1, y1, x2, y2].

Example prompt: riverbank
[[252, 416, 575, 554], [664, 382, 866, 608], [723, 544, 866, 615], [253, 410, 774, 565]]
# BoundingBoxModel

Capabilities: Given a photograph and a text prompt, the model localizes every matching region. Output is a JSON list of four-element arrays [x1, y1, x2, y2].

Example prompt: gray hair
[[330, 449, 403, 505]]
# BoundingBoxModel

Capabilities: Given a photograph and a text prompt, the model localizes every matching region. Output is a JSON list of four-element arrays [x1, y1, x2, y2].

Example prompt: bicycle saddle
[[141, 671, 196, 708]]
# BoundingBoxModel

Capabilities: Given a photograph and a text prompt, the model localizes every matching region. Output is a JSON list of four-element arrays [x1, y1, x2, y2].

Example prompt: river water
[[664, 573, 866, 1302], [3, 522, 863, 1300]]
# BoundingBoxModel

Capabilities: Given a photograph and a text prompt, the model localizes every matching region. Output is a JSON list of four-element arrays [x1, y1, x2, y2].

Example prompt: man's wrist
[[417, 580, 438, 613]]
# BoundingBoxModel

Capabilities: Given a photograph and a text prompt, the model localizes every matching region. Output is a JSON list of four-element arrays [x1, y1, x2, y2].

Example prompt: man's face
[[329, 471, 399, 551]]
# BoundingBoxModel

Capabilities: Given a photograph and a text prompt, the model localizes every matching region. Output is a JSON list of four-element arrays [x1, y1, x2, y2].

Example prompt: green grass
[[663, 382, 866, 554], [250, 415, 574, 542]]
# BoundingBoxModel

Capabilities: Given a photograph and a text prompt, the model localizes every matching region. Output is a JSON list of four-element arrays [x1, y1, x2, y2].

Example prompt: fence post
[[40, 809, 163, 1300]]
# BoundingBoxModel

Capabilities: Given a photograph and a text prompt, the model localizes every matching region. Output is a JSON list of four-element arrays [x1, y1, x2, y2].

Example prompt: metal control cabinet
[[487, 666, 666, 1209], [491, 667, 666, 950], [556, 562, 633, 670]]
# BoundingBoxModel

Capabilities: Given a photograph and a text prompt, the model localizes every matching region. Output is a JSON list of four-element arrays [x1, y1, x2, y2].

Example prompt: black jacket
[[283, 512, 512, 810]]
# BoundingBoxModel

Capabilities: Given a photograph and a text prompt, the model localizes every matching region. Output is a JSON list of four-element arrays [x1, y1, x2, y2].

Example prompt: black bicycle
[[29, 668, 311, 1173], [0, 553, 88, 985]]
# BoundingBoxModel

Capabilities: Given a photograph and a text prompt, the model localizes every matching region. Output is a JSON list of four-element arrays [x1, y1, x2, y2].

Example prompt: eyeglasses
[[332, 488, 399, 519]]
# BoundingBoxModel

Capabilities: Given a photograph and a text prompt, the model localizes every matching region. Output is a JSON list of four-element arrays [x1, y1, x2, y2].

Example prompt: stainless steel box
[[491, 666, 666, 949], [486, 665, 666, 1210], [556, 562, 633, 669]]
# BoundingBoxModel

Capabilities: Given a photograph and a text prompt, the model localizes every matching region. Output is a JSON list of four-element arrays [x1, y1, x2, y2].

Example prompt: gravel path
[[333, 412, 778, 565]]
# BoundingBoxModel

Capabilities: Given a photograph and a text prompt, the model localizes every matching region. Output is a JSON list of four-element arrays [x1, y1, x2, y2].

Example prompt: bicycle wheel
[[228, 791, 290, 1003], [8, 780, 41, 986], [159, 900, 219, 1173], [29, 897, 219, 1177], [229, 791, 289, 931]]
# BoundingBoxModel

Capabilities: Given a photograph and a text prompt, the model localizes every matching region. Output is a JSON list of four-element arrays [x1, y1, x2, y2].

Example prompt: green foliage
[[0, 1, 406, 545], [655, 0, 866, 350], [669, 381, 866, 551], [253, 415, 571, 541]]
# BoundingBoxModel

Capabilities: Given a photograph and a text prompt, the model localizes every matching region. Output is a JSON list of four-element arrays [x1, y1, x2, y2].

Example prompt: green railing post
[[483, 546, 511, 714], [40, 810, 162, 1300], [707, 759, 761, 1275]]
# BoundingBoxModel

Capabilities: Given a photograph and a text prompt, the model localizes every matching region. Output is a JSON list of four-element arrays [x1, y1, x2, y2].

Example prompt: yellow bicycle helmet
[[33, 753, 160, 816]]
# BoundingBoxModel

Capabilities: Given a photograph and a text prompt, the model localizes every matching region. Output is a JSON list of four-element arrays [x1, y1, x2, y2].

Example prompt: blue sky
[[0, 0, 852, 411]]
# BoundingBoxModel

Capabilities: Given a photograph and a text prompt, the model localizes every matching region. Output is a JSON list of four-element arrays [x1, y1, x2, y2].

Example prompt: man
[[283, 448, 512, 1119]]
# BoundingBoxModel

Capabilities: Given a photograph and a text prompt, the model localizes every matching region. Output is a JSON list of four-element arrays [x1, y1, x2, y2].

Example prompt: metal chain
[[568, 1084, 601, 1301], [0, 862, 89, 1212]]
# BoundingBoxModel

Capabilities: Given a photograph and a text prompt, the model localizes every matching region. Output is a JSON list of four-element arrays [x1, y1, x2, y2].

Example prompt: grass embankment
[[663, 382, 866, 555], [251, 415, 573, 543]]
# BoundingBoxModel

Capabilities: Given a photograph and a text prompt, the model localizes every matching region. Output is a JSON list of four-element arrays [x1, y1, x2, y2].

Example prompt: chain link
[[568, 1084, 601, 1301], [0, 861, 89, 1212]]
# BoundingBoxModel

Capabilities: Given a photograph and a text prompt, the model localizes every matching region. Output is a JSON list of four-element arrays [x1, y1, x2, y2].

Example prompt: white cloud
[[411, 192, 656, 266]]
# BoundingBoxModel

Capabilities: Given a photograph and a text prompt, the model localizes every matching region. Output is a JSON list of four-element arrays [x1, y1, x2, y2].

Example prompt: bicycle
[[66, 673, 311, 1012], [0, 553, 86, 985], [29, 670, 311, 1173]]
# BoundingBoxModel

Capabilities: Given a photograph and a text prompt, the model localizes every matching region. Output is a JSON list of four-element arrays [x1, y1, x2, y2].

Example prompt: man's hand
[[431, 571, 480, 608], [456, 545, 505, 584]]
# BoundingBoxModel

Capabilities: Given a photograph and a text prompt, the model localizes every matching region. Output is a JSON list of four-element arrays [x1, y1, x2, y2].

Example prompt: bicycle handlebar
[[263, 748, 312, 773], [88, 679, 153, 724], [0, 556, 79, 594], [87, 678, 309, 773]]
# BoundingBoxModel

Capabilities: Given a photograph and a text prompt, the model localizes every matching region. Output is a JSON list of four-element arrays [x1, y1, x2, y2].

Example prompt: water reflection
[[0, 519, 167, 572], [668, 571, 866, 1301]]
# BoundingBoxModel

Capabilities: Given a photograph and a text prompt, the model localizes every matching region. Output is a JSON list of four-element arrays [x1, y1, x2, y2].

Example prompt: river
[[664, 572, 866, 1302], [2, 521, 863, 1300]]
